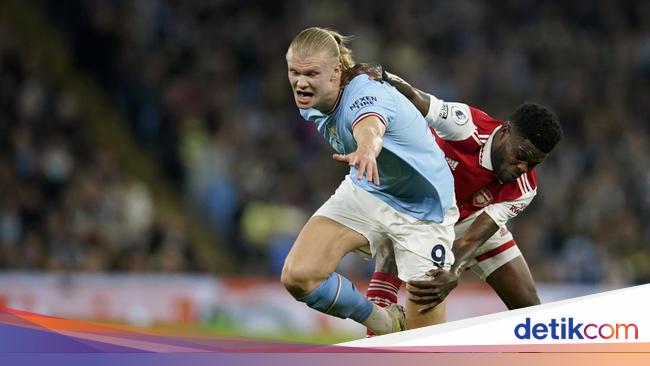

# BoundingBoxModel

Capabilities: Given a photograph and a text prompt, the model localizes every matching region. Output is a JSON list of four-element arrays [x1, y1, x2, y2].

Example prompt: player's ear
[[500, 122, 513, 137], [332, 62, 342, 81], [495, 122, 513, 145]]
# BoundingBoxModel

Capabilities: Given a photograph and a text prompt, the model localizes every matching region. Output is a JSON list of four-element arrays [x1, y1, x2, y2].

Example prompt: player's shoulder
[[343, 75, 396, 116], [344, 75, 388, 101], [430, 101, 476, 141], [523, 170, 538, 191], [498, 170, 538, 200], [469, 107, 504, 135], [346, 74, 386, 94]]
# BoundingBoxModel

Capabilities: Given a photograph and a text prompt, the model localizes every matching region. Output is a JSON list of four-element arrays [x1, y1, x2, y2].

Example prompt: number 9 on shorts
[[431, 244, 446, 266]]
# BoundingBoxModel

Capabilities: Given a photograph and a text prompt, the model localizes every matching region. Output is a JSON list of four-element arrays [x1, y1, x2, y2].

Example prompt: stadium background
[[0, 0, 648, 343]]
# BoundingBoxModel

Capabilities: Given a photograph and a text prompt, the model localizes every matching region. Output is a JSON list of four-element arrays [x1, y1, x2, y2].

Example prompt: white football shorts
[[456, 212, 522, 280], [313, 175, 458, 282]]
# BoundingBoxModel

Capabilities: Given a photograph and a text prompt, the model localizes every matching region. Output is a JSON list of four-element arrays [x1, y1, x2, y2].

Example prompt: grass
[[153, 323, 361, 345]]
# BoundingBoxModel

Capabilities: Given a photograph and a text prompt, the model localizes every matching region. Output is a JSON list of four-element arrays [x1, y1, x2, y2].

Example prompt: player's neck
[[318, 86, 343, 114], [489, 130, 503, 170]]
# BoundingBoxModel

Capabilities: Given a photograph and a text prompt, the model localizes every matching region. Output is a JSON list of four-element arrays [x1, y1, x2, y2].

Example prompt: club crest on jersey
[[349, 96, 378, 111], [327, 125, 343, 150], [472, 188, 493, 208], [327, 125, 340, 140], [451, 106, 469, 126]]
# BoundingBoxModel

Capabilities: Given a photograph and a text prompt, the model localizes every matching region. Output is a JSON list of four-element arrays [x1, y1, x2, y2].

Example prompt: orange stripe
[[474, 240, 516, 262]]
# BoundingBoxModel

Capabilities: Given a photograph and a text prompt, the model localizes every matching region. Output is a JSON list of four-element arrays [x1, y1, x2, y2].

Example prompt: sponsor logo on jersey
[[445, 156, 459, 171], [451, 106, 469, 125], [509, 203, 527, 215], [349, 96, 378, 111], [439, 103, 449, 119], [472, 188, 493, 208]]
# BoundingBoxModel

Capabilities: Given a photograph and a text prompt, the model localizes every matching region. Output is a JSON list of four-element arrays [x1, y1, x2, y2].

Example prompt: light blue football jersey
[[300, 75, 455, 222]]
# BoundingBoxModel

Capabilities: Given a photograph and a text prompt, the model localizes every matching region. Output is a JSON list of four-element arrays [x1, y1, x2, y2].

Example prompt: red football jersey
[[425, 95, 537, 225]]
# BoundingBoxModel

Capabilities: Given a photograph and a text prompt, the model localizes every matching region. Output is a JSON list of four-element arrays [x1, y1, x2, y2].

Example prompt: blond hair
[[288, 27, 354, 70]]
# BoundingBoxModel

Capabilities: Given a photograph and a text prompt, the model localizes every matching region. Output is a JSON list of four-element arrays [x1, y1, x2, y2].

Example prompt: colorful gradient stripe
[[0, 307, 649, 366]]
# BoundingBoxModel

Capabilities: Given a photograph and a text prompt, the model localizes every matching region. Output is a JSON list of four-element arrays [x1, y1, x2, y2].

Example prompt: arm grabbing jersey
[[423, 93, 537, 225]]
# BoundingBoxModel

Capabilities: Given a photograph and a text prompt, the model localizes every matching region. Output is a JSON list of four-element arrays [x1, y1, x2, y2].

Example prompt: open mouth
[[295, 90, 314, 105]]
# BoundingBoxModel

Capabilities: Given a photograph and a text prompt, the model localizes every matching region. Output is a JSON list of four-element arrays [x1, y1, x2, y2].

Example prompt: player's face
[[286, 49, 341, 111], [492, 126, 547, 183]]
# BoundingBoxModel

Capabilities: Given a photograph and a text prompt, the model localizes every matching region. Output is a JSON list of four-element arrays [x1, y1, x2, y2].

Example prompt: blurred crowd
[[4, 0, 649, 283], [0, 26, 194, 271]]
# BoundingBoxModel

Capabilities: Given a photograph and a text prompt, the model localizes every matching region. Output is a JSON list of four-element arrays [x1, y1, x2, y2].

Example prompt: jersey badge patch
[[451, 106, 469, 125], [472, 188, 493, 208]]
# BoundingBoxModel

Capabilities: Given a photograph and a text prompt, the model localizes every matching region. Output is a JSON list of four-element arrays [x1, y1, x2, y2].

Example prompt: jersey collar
[[326, 88, 344, 115], [479, 125, 502, 171]]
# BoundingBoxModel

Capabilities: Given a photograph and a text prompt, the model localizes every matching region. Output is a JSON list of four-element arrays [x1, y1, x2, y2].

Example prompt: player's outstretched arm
[[333, 115, 386, 185], [382, 72, 430, 117], [406, 212, 499, 313]]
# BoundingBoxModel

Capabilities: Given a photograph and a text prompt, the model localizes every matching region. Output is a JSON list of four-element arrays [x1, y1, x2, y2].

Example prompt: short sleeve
[[346, 76, 397, 130], [483, 189, 537, 227], [424, 94, 476, 141]]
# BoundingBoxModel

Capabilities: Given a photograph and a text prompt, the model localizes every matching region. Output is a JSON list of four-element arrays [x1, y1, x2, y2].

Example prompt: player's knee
[[281, 260, 321, 298]]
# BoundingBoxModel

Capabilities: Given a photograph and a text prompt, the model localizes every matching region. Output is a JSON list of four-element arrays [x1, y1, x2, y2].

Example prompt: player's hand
[[406, 268, 459, 314], [333, 146, 380, 185], [382, 71, 410, 89], [341, 63, 384, 86]]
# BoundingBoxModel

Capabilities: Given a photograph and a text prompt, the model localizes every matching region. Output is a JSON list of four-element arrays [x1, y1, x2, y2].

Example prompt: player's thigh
[[486, 256, 540, 309], [386, 207, 456, 328], [464, 226, 540, 309], [388, 205, 458, 281], [284, 215, 369, 280], [405, 297, 447, 329]]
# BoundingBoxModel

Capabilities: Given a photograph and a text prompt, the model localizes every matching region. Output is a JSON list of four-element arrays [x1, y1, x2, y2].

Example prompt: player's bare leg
[[365, 240, 404, 336], [406, 297, 447, 329], [485, 256, 540, 309], [282, 215, 405, 334], [282, 215, 367, 296], [367, 239, 448, 330]]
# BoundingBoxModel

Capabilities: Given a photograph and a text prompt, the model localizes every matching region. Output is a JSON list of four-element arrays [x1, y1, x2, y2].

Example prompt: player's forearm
[[450, 239, 484, 274], [352, 117, 385, 157], [450, 213, 499, 274], [384, 72, 431, 117]]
